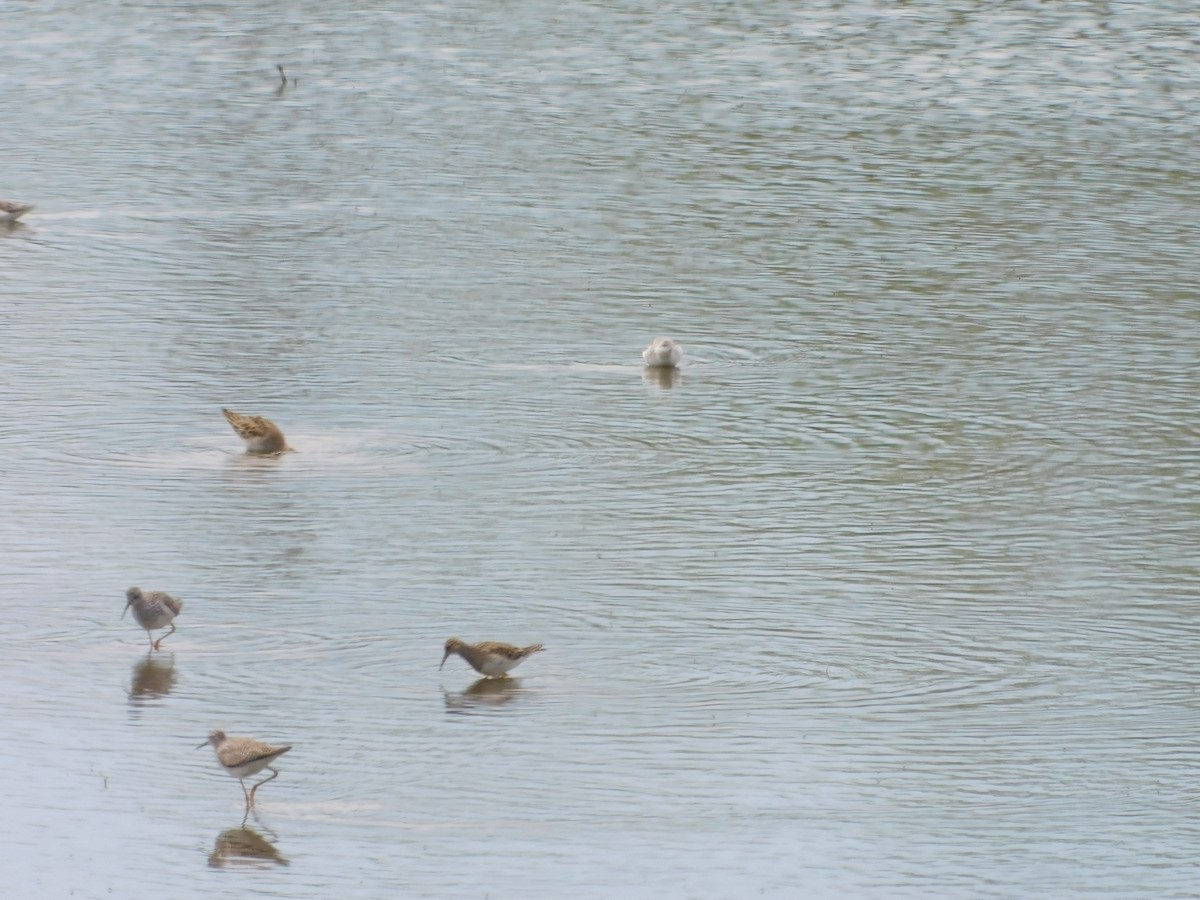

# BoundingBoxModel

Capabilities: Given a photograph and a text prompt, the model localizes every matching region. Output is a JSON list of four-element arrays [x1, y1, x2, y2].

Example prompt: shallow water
[[3, 1, 1200, 897]]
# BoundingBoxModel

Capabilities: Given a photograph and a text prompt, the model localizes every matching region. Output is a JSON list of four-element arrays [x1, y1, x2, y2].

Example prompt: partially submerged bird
[[642, 337, 683, 369], [221, 408, 291, 454], [440, 637, 545, 678], [198, 730, 292, 808], [0, 200, 34, 224], [123, 587, 183, 650]]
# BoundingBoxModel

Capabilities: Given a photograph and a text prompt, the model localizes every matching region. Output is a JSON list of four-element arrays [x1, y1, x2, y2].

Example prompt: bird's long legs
[[152, 623, 176, 651], [247, 767, 280, 806]]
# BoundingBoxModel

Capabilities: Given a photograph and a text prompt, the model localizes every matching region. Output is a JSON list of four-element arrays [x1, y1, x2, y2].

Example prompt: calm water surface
[[2, 1, 1199, 897]]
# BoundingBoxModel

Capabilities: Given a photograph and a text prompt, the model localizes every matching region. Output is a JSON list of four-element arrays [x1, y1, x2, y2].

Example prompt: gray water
[[3, 1, 1199, 897]]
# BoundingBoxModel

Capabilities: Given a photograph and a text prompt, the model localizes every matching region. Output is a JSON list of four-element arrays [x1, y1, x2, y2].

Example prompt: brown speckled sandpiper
[[440, 637, 545, 678], [221, 408, 292, 454], [198, 730, 292, 807], [0, 199, 34, 224], [122, 587, 183, 650]]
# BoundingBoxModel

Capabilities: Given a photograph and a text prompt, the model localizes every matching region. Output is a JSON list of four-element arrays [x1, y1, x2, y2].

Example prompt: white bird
[[642, 337, 683, 368]]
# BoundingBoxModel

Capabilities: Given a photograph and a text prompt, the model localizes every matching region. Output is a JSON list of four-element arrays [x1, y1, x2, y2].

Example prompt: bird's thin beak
[[439, 652, 450, 670], [195, 739, 209, 750], [121, 600, 132, 620]]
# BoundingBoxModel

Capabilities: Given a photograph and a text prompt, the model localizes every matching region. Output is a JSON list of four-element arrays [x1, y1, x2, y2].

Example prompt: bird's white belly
[[225, 758, 273, 779], [479, 657, 519, 676]]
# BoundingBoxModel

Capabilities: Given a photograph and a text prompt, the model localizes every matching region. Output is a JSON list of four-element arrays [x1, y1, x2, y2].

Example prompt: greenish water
[[2, 2, 1198, 897]]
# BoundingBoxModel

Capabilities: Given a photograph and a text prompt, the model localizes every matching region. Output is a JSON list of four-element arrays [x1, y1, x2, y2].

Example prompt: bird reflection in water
[[642, 366, 681, 390], [444, 676, 525, 713], [128, 653, 176, 702], [208, 824, 288, 869]]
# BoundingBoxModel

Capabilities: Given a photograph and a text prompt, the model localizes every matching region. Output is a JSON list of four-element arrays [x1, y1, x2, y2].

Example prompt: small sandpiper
[[0, 199, 34, 224], [642, 337, 683, 368], [123, 587, 183, 650], [198, 730, 292, 808], [440, 637, 545, 678], [221, 408, 292, 454]]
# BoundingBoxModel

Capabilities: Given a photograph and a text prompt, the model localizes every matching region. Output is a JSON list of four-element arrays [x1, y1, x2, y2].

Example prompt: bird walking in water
[[0, 199, 34, 224], [123, 587, 183, 650], [642, 337, 683, 368], [440, 637, 545, 678], [221, 408, 292, 454], [198, 730, 292, 809]]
